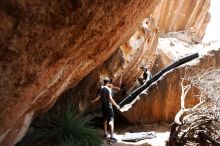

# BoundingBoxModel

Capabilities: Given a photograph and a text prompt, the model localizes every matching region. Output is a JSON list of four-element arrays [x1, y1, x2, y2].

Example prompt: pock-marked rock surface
[[0, 0, 160, 145]]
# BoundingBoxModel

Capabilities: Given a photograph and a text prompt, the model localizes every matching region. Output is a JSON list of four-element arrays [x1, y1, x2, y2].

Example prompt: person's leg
[[108, 107, 117, 141], [103, 119, 108, 136], [109, 117, 117, 141], [102, 107, 109, 137], [109, 118, 114, 137]]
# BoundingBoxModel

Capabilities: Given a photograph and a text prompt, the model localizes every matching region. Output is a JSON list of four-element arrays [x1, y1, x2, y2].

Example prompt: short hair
[[140, 66, 147, 70], [109, 78, 113, 83], [103, 78, 110, 85]]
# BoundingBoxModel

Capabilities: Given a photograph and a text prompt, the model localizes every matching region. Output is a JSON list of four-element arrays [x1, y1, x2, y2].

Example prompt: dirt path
[[102, 123, 170, 146]]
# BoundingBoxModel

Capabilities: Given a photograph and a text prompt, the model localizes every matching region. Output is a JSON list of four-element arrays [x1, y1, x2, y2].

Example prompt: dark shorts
[[102, 105, 114, 121]]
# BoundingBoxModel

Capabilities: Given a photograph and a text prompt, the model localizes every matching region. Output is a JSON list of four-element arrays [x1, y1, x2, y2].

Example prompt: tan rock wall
[[116, 17, 159, 89], [121, 40, 220, 124], [0, 0, 160, 145], [152, 0, 211, 39], [60, 17, 159, 113]]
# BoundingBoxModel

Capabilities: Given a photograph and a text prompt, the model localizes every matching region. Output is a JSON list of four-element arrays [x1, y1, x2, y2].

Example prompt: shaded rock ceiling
[[0, 0, 160, 145]]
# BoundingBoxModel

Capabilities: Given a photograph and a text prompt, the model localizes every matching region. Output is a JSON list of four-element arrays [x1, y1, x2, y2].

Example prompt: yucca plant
[[28, 104, 102, 146]]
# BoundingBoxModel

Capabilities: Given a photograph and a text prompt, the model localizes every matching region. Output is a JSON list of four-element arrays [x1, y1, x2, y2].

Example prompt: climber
[[91, 78, 121, 103], [138, 66, 152, 85], [91, 78, 121, 142]]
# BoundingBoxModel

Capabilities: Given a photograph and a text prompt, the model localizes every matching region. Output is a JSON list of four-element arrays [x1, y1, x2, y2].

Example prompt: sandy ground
[[101, 123, 170, 146]]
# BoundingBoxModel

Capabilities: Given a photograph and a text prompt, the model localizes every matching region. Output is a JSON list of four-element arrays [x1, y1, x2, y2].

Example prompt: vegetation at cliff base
[[19, 104, 102, 146]]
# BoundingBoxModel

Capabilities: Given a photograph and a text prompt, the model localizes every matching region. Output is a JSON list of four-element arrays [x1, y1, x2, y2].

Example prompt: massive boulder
[[120, 38, 220, 124], [119, 0, 213, 124], [58, 16, 159, 113], [0, 0, 161, 145]]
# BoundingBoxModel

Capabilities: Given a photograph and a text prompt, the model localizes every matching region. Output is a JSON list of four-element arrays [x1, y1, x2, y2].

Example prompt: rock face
[[120, 0, 214, 125], [59, 16, 159, 113], [0, 0, 161, 145], [121, 39, 220, 124], [152, 0, 211, 39], [116, 17, 159, 89], [0, 0, 215, 145], [119, 0, 214, 124]]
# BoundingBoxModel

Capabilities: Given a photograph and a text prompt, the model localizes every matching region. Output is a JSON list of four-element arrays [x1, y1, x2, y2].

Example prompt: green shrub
[[29, 104, 102, 146]]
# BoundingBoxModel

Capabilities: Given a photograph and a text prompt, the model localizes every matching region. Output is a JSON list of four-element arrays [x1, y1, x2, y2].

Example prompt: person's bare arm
[[91, 95, 100, 103], [109, 94, 120, 110], [112, 86, 121, 92]]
